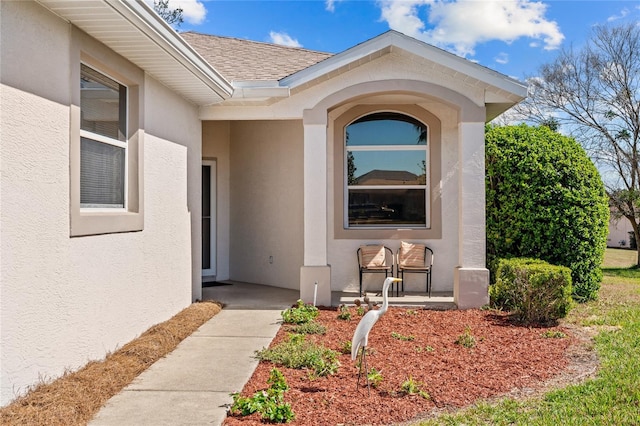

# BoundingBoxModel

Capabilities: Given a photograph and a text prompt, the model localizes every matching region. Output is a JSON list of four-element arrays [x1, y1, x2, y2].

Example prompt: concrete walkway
[[89, 282, 298, 426]]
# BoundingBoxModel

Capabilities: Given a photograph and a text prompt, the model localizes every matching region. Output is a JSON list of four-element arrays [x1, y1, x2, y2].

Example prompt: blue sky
[[159, 0, 640, 82]]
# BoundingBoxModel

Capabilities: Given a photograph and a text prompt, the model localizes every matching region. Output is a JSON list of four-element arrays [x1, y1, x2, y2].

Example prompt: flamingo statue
[[351, 276, 402, 393]]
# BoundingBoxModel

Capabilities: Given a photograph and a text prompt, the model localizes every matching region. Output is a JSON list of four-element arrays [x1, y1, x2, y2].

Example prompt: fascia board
[[106, 0, 233, 98], [282, 30, 527, 101], [36, 0, 233, 103]]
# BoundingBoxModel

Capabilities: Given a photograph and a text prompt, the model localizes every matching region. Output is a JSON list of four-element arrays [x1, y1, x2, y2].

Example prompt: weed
[[230, 368, 295, 423], [415, 345, 434, 353], [455, 326, 476, 348], [367, 367, 383, 388], [340, 340, 352, 355], [391, 331, 415, 341], [281, 300, 319, 324], [356, 306, 366, 316], [337, 304, 352, 321], [291, 321, 326, 335], [256, 334, 340, 377], [541, 330, 567, 339], [404, 309, 419, 316], [400, 376, 430, 399]]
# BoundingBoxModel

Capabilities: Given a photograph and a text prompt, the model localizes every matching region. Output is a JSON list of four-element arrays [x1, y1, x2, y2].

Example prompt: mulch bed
[[224, 306, 576, 426]]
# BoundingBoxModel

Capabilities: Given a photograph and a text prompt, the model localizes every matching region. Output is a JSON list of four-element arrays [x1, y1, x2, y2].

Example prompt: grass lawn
[[415, 248, 640, 425]]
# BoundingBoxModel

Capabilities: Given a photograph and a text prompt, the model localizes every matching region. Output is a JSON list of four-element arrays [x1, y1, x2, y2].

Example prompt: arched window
[[345, 112, 429, 228]]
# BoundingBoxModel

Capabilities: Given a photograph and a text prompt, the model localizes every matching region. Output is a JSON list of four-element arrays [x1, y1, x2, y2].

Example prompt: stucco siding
[[228, 121, 304, 289], [202, 121, 232, 281], [1, 2, 199, 406]]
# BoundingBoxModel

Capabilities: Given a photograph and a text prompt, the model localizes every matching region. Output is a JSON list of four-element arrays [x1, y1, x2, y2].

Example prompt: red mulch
[[224, 306, 574, 426]]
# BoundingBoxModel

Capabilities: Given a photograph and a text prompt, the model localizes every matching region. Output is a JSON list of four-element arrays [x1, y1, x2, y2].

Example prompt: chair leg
[[359, 270, 363, 296], [427, 271, 431, 298]]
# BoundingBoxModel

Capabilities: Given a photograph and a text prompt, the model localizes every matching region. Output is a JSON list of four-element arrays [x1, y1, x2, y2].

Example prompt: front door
[[202, 161, 216, 279]]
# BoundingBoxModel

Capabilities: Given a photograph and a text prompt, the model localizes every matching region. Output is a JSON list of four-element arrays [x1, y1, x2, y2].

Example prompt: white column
[[303, 123, 328, 266], [454, 121, 489, 309], [300, 118, 331, 306]]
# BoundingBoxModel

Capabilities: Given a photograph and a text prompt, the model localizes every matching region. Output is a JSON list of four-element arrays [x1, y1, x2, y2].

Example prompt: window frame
[[79, 63, 129, 211], [344, 112, 430, 229], [70, 28, 144, 237], [333, 104, 442, 240]]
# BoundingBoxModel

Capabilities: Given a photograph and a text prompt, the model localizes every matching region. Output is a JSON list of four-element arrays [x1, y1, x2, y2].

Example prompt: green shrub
[[490, 257, 573, 323], [486, 124, 609, 302], [230, 368, 295, 423], [290, 321, 326, 335], [256, 334, 339, 377], [281, 300, 318, 324]]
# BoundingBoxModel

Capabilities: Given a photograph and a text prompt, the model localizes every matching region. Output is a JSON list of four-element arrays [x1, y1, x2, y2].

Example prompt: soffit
[[36, 0, 232, 106]]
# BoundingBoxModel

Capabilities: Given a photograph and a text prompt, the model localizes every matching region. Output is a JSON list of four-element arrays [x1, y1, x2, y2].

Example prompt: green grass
[[414, 248, 640, 425]]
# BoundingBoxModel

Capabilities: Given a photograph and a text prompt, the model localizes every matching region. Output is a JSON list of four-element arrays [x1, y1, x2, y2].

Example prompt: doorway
[[202, 160, 216, 280]]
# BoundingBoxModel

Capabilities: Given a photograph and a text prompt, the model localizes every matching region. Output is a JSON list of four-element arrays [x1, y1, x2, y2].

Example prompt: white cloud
[[269, 31, 303, 48], [171, 0, 207, 25], [494, 52, 509, 65], [326, 0, 336, 12], [145, 0, 207, 25], [377, 0, 564, 57], [607, 8, 629, 22]]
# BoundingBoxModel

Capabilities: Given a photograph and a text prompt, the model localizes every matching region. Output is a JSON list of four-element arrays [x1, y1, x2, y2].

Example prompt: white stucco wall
[[1, 2, 200, 406], [227, 121, 304, 289], [202, 121, 232, 281]]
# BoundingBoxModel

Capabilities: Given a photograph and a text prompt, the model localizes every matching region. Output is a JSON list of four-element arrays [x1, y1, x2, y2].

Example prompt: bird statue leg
[[356, 346, 370, 395]]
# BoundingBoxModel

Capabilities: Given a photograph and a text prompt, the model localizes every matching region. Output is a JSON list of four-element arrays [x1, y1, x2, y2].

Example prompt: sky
[[154, 0, 640, 82]]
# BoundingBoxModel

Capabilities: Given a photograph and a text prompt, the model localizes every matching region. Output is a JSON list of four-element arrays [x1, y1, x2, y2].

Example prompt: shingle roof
[[179, 31, 333, 83]]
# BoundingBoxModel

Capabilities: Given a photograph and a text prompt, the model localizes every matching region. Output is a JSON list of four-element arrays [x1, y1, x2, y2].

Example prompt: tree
[[514, 23, 640, 267], [486, 124, 610, 302], [153, 0, 183, 27]]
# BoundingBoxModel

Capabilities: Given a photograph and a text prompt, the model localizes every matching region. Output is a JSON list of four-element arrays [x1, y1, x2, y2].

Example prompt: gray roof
[[179, 32, 333, 82]]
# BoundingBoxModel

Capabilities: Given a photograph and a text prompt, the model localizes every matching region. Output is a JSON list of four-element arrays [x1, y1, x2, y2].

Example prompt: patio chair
[[356, 245, 394, 296], [396, 242, 434, 297]]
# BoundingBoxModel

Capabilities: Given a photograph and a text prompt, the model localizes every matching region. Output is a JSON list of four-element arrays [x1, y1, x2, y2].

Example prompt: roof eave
[[282, 30, 528, 110], [36, 0, 233, 106]]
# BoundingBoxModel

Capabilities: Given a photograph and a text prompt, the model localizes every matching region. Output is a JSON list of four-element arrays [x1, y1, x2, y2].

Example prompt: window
[[80, 64, 127, 209], [70, 32, 144, 237], [345, 112, 429, 228]]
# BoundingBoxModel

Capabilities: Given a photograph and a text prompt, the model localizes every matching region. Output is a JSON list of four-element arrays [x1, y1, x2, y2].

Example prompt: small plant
[[455, 326, 476, 348], [391, 331, 415, 341], [291, 321, 326, 335], [340, 340, 352, 355], [256, 334, 340, 377], [404, 309, 419, 316], [415, 345, 434, 353], [400, 376, 430, 399], [367, 367, 384, 388], [356, 305, 366, 316], [541, 330, 567, 339], [337, 304, 352, 321], [281, 300, 319, 324], [230, 368, 295, 423]]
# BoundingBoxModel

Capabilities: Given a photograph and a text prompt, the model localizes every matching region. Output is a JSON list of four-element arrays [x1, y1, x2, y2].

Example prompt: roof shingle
[[179, 31, 333, 82]]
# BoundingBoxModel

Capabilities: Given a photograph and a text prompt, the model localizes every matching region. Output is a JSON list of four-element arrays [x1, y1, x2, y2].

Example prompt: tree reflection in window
[[345, 112, 429, 228]]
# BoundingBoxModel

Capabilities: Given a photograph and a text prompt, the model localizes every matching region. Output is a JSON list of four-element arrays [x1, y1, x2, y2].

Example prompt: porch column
[[299, 113, 331, 306], [454, 121, 489, 309]]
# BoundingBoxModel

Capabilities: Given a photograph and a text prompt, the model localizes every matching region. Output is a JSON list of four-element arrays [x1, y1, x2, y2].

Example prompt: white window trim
[[343, 115, 431, 230], [70, 28, 144, 237]]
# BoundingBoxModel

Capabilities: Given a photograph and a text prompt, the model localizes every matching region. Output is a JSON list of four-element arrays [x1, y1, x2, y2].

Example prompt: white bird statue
[[351, 276, 402, 393]]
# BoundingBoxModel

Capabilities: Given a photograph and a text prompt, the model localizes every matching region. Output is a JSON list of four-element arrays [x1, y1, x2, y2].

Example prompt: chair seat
[[398, 265, 430, 271], [362, 265, 392, 271]]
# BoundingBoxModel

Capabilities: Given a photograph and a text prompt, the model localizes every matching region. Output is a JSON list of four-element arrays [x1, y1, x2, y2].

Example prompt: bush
[[255, 334, 340, 377], [281, 300, 319, 324], [486, 124, 609, 302], [490, 258, 573, 324]]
